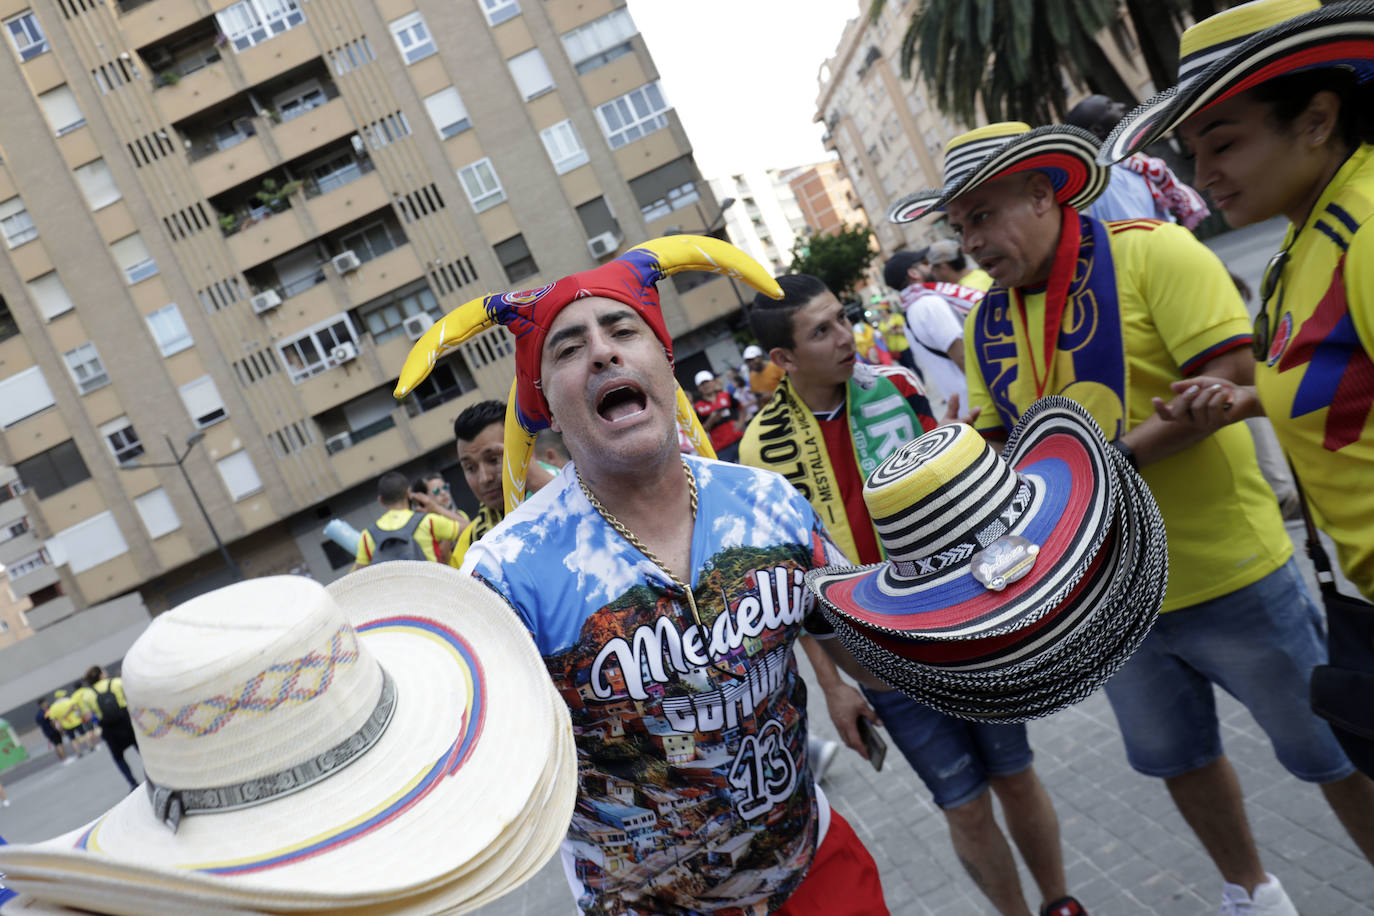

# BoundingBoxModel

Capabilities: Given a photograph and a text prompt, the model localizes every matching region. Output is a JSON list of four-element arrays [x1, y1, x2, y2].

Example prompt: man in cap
[[741, 274, 1086, 916], [399, 236, 890, 915], [894, 121, 1373, 911], [692, 368, 743, 462], [743, 343, 785, 400], [884, 240, 992, 414]]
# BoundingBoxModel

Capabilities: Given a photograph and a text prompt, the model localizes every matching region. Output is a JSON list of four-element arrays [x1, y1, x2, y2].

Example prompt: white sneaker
[[1218, 874, 1298, 916], [807, 735, 839, 782], [2, 798, 9, 806]]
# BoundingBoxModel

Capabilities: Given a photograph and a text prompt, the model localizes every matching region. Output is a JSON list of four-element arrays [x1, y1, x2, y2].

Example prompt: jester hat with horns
[[394, 236, 783, 513]]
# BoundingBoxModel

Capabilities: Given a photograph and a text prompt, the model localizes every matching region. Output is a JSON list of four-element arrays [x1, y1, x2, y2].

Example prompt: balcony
[[316, 386, 400, 455], [118, 0, 204, 49], [330, 424, 406, 490], [0, 520, 39, 568], [5, 548, 58, 598], [306, 169, 387, 238], [272, 94, 351, 162]]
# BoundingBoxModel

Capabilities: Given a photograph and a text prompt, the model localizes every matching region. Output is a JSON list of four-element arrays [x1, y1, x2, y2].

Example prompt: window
[[328, 36, 375, 75], [216, 450, 263, 501], [62, 342, 110, 394], [6, 550, 50, 580], [389, 11, 436, 65], [339, 221, 403, 262], [134, 488, 180, 539], [457, 159, 506, 213], [51, 512, 129, 574], [180, 375, 227, 428], [629, 156, 701, 221], [15, 441, 90, 499], [0, 298, 17, 344], [561, 8, 636, 75], [409, 356, 476, 412], [359, 284, 441, 345], [0, 366, 55, 429], [480, 0, 520, 26], [273, 81, 328, 123], [0, 197, 37, 248], [495, 234, 538, 284], [5, 11, 47, 61], [507, 49, 554, 101], [146, 303, 193, 356], [423, 88, 471, 139], [26, 272, 74, 321], [215, 0, 305, 53], [73, 159, 121, 211], [596, 82, 670, 150], [111, 233, 158, 284], [540, 120, 588, 174], [576, 196, 619, 240], [38, 85, 85, 136], [277, 315, 359, 382], [99, 416, 144, 465]]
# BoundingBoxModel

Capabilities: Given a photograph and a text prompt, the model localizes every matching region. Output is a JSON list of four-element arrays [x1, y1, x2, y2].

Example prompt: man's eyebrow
[[546, 322, 588, 352], [597, 308, 635, 328]]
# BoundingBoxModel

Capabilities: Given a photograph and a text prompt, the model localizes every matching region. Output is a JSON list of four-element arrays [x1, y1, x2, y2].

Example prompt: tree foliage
[[868, 0, 1229, 127], [788, 224, 876, 303]]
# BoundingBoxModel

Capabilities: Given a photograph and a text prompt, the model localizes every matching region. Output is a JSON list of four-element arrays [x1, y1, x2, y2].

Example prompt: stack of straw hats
[[0, 564, 575, 915], [806, 397, 1168, 723]]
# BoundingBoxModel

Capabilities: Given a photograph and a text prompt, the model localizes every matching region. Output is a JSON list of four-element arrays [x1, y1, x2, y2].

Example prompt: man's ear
[[907, 267, 924, 285], [1026, 172, 1058, 217], [769, 345, 798, 374]]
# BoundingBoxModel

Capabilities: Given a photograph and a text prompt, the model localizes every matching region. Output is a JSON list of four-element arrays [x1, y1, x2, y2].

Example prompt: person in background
[[409, 472, 467, 564], [928, 237, 994, 292], [83, 666, 139, 790], [353, 472, 466, 569], [35, 697, 68, 765], [743, 343, 786, 401], [692, 369, 744, 462], [47, 689, 95, 757], [446, 400, 554, 568], [534, 428, 571, 469], [71, 679, 101, 745]]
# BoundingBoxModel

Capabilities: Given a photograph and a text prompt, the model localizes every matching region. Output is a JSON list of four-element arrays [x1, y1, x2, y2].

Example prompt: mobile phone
[[855, 717, 887, 772]]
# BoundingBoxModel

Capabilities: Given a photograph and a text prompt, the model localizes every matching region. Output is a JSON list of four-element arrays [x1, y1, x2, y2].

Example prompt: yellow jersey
[[966, 218, 1292, 611], [354, 510, 464, 565]]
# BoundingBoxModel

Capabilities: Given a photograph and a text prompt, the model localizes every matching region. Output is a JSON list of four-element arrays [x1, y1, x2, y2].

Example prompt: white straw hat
[[0, 564, 576, 913]]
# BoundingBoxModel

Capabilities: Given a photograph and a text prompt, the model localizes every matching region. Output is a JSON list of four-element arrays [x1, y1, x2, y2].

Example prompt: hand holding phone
[[855, 716, 887, 772]]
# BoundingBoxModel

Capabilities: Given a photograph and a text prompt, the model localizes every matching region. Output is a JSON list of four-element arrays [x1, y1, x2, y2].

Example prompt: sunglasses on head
[[1252, 248, 1290, 362], [429, 483, 450, 495]]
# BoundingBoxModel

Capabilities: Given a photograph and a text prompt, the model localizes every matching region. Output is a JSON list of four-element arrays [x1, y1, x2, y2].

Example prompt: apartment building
[[782, 159, 867, 238], [0, 0, 739, 661], [708, 169, 810, 277]]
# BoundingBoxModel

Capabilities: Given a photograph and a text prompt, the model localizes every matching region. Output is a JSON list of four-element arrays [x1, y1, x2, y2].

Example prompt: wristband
[[1112, 439, 1138, 471]]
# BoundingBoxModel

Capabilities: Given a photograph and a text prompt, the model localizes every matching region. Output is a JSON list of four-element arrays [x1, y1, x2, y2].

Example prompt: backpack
[[95, 680, 129, 729], [365, 512, 428, 564]]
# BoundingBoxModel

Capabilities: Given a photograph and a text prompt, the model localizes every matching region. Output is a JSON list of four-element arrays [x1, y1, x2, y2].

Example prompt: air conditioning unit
[[250, 290, 282, 314], [330, 341, 358, 365], [403, 313, 435, 341], [324, 431, 352, 454], [331, 250, 361, 274], [587, 231, 621, 259], [144, 47, 174, 69]]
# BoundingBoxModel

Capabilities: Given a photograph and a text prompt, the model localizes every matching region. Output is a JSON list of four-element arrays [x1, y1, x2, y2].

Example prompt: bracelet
[[1112, 439, 1139, 471]]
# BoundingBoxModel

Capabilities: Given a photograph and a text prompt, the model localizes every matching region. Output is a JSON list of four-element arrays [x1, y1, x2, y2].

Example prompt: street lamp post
[[121, 433, 243, 581]]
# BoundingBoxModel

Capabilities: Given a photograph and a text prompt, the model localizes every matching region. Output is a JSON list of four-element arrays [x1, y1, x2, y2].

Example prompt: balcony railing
[[304, 157, 375, 199], [219, 179, 304, 236], [187, 118, 258, 163], [152, 44, 224, 88]]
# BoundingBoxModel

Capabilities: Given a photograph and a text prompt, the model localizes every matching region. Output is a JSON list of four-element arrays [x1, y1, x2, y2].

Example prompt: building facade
[[0, 0, 737, 655], [707, 169, 810, 278], [781, 159, 867, 239]]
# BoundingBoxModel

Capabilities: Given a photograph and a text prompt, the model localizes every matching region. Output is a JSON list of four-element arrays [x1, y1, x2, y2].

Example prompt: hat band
[[146, 669, 398, 833], [889, 480, 1033, 580]]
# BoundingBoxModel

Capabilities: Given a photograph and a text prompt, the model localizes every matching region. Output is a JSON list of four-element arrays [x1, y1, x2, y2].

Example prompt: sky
[[625, 0, 860, 181]]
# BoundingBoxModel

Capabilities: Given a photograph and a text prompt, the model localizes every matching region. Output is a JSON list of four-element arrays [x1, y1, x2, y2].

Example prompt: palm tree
[[869, 0, 1228, 126]]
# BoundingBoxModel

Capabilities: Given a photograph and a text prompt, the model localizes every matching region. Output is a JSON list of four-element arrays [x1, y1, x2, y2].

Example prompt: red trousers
[[775, 810, 888, 915]]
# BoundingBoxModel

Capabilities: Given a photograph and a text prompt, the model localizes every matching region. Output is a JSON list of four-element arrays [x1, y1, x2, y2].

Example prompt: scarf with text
[[741, 364, 919, 563], [972, 209, 1129, 439]]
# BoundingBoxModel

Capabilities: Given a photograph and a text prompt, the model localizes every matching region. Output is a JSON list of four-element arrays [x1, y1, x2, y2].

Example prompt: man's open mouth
[[597, 384, 647, 422]]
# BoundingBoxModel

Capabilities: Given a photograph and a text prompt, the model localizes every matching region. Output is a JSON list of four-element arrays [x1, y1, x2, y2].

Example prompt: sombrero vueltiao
[[1100, 0, 1374, 164], [805, 397, 1168, 723], [887, 122, 1111, 224], [0, 565, 577, 914], [392, 236, 784, 513]]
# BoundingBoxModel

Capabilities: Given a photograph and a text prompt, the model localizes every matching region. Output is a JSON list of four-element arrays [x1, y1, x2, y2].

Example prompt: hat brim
[[807, 400, 1115, 640], [1100, 3, 1374, 163], [888, 126, 1111, 224], [0, 564, 576, 909]]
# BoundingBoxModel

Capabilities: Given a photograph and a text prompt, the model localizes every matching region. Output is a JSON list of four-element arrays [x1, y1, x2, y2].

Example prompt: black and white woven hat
[[1100, 0, 1374, 164], [887, 122, 1111, 224], [805, 397, 1168, 723]]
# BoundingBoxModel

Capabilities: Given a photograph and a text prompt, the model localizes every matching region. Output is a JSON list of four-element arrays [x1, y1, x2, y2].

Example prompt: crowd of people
[[3, 2, 1371, 915], [31, 667, 137, 790]]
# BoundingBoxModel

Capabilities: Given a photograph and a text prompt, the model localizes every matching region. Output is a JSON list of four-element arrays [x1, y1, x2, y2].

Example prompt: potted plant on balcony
[[255, 178, 304, 214], [154, 71, 180, 87], [218, 212, 239, 235]]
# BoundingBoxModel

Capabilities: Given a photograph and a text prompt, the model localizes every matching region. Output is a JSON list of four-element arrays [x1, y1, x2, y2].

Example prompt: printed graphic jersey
[[465, 456, 843, 915], [1256, 143, 1374, 599]]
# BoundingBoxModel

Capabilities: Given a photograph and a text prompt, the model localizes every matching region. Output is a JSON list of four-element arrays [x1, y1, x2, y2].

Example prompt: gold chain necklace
[[578, 460, 739, 679]]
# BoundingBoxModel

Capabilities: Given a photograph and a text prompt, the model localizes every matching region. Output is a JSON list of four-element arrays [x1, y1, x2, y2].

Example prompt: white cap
[[742, 345, 764, 359], [694, 370, 715, 387]]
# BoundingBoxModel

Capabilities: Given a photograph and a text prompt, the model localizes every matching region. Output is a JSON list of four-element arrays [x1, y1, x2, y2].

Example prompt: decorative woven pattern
[[132, 626, 360, 740]]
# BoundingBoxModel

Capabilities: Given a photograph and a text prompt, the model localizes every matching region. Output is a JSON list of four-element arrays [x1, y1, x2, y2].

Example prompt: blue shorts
[[861, 686, 1032, 809], [1103, 557, 1353, 783]]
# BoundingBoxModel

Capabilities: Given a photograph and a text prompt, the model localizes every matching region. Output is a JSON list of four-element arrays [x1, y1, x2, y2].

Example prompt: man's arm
[[945, 340, 965, 370], [800, 634, 883, 758], [1120, 346, 1254, 466]]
